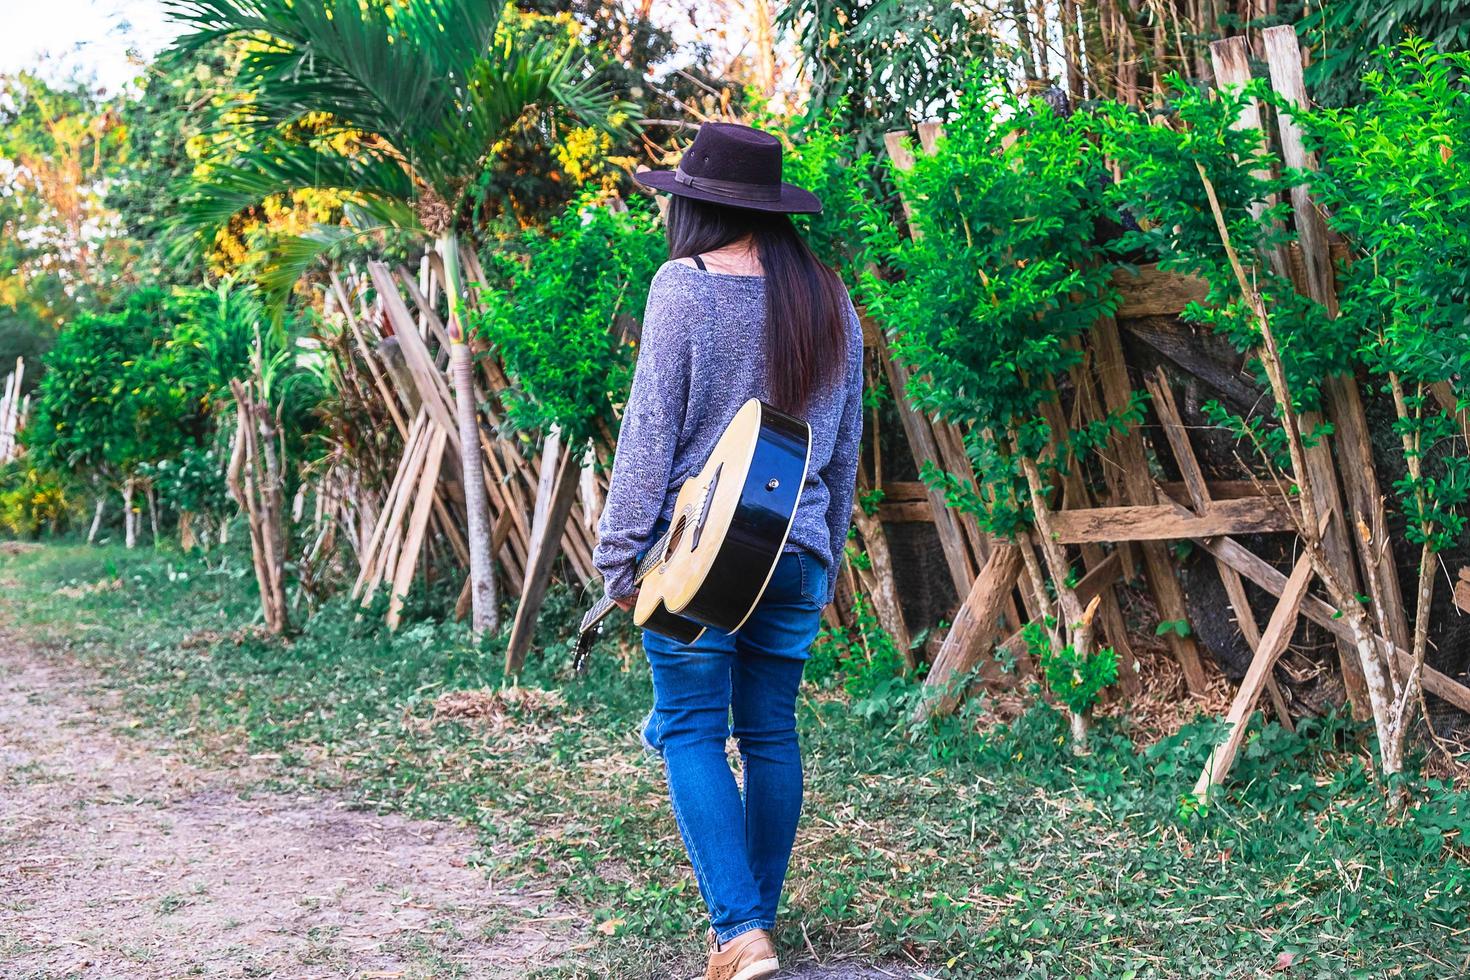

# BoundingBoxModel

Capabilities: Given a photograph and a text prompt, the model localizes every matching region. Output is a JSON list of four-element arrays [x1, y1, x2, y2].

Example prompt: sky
[[0, 0, 177, 94]]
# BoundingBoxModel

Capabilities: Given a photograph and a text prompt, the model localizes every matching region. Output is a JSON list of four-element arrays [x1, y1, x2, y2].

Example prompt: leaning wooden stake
[[1210, 29, 1375, 719], [913, 543, 1023, 721], [1090, 315, 1209, 692], [386, 425, 448, 630], [1262, 22, 1413, 690], [505, 434, 584, 675], [1194, 552, 1314, 798]]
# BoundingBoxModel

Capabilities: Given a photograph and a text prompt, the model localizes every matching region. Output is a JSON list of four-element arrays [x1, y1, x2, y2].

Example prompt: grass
[[3, 539, 1470, 978]]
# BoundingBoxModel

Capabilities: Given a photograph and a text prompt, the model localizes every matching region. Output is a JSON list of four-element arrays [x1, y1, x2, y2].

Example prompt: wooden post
[[123, 476, 137, 550], [1207, 36, 1291, 281], [874, 338, 981, 598], [1041, 383, 1139, 694], [227, 379, 289, 634], [1193, 551, 1314, 797], [505, 436, 583, 674], [1145, 372, 1292, 727], [0, 366, 14, 461], [1090, 315, 1209, 692], [1262, 23, 1413, 702], [877, 127, 994, 603], [87, 492, 105, 544], [914, 543, 1023, 720]]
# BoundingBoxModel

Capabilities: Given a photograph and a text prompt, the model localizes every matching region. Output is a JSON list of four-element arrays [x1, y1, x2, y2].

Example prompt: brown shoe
[[705, 928, 779, 980]]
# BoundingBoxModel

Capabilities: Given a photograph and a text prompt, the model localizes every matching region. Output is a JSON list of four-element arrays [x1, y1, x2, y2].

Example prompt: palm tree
[[165, 0, 628, 637]]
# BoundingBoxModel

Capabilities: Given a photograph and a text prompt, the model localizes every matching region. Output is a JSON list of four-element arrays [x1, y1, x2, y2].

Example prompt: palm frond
[[166, 136, 417, 253], [166, 0, 502, 184], [255, 205, 412, 319], [165, 0, 629, 206]]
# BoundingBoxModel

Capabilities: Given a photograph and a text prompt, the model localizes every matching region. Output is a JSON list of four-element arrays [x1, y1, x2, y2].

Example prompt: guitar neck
[[633, 526, 671, 584], [578, 526, 672, 637]]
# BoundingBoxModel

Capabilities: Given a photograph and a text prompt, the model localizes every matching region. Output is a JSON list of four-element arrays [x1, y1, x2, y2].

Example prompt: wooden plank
[[914, 544, 1023, 720], [1159, 480, 1268, 502], [1203, 536, 1470, 715], [1047, 497, 1293, 544], [1090, 315, 1208, 691], [1121, 319, 1264, 412], [876, 480, 933, 522], [1111, 251, 1347, 320], [386, 425, 447, 630], [1073, 549, 1124, 605], [1147, 372, 1292, 728], [1112, 264, 1209, 318], [1193, 551, 1314, 797], [504, 438, 584, 674]]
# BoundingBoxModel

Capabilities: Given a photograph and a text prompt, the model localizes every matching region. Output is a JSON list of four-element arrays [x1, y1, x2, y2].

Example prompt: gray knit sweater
[[594, 260, 864, 605]]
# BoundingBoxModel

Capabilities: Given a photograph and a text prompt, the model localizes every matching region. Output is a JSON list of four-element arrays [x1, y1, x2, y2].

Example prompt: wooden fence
[[859, 29, 1470, 792], [270, 28, 1470, 793]]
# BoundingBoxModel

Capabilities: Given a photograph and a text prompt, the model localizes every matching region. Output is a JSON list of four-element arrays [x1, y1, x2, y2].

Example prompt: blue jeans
[[641, 549, 827, 943]]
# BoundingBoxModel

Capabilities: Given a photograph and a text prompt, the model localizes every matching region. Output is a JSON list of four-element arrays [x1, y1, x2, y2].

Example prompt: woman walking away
[[593, 122, 863, 980]]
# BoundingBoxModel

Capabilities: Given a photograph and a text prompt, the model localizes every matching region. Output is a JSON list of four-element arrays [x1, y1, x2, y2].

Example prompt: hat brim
[[633, 169, 822, 215]]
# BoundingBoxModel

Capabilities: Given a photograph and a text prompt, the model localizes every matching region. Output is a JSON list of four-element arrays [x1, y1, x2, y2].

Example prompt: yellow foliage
[[554, 126, 613, 185]]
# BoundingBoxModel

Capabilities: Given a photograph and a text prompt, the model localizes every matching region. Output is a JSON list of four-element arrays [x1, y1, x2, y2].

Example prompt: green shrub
[[1026, 621, 1119, 717], [0, 462, 80, 537], [856, 80, 1125, 537], [809, 593, 908, 701], [471, 196, 665, 446]]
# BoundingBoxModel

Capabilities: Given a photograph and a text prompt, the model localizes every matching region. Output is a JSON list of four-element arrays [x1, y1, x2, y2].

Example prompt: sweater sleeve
[[593, 265, 691, 599], [819, 303, 865, 604]]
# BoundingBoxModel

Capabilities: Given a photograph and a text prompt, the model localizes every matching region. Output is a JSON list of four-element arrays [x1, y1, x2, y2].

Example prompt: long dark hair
[[665, 195, 847, 416]]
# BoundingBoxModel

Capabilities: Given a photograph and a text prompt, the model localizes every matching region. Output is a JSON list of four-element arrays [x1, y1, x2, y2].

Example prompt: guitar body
[[574, 399, 811, 665]]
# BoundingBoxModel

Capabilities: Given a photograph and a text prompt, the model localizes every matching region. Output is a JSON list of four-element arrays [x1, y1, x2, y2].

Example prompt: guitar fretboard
[[576, 526, 673, 638]]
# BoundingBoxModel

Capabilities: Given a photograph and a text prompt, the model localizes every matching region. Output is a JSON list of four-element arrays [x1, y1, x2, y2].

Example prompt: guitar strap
[[692, 254, 707, 271]]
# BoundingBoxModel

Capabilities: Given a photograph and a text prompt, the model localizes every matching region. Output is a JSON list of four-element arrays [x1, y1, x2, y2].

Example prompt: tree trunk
[[88, 493, 105, 545], [123, 477, 136, 549], [440, 231, 498, 639], [1069, 707, 1091, 754], [146, 481, 160, 546]]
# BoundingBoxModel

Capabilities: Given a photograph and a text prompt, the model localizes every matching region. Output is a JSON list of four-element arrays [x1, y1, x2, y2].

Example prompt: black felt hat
[[634, 122, 822, 214]]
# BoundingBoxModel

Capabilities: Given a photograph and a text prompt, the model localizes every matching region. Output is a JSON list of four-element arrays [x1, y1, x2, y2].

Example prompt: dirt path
[[0, 636, 571, 979], [0, 634, 912, 980]]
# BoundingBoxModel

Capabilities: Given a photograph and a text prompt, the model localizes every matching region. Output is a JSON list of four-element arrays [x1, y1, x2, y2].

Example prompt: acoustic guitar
[[573, 398, 811, 669]]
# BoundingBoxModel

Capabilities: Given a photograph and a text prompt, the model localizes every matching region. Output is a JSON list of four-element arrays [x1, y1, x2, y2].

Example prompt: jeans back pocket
[[796, 552, 827, 607]]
